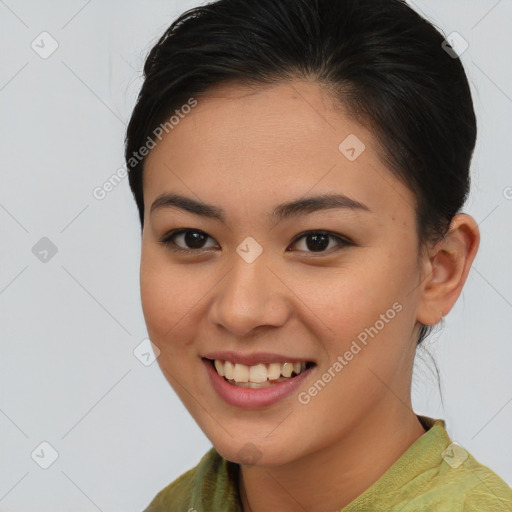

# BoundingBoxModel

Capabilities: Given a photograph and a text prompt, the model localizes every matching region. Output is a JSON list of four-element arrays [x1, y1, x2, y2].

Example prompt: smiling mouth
[[204, 358, 316, 389]]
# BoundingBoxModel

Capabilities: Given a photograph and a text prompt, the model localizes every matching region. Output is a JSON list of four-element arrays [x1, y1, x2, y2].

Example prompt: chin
[[212, 435, 301, 467]]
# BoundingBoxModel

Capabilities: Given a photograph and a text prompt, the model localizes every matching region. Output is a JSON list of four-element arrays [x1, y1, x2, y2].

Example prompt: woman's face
[[140, 80, 428, 466]]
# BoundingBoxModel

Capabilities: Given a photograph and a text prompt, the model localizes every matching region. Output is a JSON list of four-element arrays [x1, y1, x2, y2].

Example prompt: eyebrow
[[149, 192, 371, 223]]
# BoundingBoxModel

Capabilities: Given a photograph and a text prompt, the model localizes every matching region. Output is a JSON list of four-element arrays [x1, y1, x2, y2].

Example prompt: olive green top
[[143, 415, 512, 511]]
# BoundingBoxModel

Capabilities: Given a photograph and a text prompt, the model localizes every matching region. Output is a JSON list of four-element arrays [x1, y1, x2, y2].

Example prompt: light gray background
[[1, 0, 511, 510]]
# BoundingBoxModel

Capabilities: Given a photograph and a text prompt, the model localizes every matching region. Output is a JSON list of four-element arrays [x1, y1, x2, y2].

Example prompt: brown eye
[[289, 231, 352, 254], [159, 229, 218, 252]]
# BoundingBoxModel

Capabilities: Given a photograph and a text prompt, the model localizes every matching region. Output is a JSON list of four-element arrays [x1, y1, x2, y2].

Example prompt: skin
[[140, 80, 480, 512]]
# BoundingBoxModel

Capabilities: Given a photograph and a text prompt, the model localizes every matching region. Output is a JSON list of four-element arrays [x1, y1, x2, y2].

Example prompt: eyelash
[[158, 228, 353, 255]]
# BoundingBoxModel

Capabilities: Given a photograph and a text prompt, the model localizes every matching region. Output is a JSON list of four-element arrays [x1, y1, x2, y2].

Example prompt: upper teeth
[[214, 360, 307, 383]]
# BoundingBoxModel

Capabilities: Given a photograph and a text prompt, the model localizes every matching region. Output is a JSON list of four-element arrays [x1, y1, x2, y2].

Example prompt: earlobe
[[416, 214, 480, 326]]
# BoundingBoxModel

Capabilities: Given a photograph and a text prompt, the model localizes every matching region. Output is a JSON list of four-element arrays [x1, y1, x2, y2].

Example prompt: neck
[[238, 404, 426, 512]]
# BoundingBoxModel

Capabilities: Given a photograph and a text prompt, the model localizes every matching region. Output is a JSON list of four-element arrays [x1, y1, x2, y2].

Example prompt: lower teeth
[[226, 376, 295, 388]]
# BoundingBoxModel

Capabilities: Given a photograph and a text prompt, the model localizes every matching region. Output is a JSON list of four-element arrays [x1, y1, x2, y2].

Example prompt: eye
[[289, 230, 353, 254], [159, 228, 353, 255], [159, 228, 218, 253]]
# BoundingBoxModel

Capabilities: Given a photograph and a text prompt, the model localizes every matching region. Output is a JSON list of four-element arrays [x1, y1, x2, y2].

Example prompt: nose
[[208, 253, 291, 337]]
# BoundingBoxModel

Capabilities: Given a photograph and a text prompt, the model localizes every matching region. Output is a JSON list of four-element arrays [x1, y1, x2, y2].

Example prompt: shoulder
[[408, 424, 512, 511], [143, 447, 240, 512], [436, 451, 512, 511], [420, 416, 511, 510], [345, 417, 512, 512], [395, 455, 512, 512]]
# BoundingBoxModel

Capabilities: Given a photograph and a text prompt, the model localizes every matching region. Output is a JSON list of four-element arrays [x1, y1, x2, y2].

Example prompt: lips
[[202, 356, 316, 408]]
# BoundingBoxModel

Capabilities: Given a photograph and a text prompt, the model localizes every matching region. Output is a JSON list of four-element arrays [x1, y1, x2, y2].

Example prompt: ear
[[416, 213, 480, 326]]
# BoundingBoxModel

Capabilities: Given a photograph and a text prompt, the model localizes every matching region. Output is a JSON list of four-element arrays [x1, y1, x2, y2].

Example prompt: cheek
[[294, 250, 415, 360], [139, 247, 190, 347], [139, 245, 222, 360]]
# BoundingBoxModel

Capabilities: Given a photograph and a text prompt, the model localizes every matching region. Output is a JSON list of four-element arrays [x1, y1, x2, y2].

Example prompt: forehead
[[142, 80, 416, 224]]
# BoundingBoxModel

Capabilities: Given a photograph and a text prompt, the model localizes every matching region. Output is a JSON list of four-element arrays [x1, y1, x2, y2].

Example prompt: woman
[[125, 0, 512, 510]]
